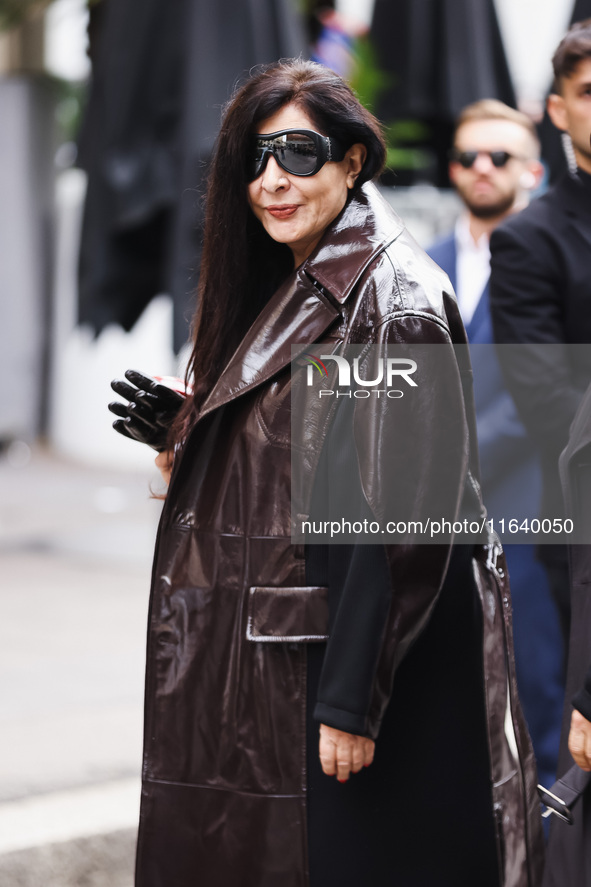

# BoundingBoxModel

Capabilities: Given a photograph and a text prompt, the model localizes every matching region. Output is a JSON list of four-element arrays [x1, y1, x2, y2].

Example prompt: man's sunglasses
[[449, 148, 526, 169], [248, 128, 346, 181]]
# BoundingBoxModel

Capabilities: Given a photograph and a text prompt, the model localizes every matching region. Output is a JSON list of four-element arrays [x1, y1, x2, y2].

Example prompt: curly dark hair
[[173, 58, 386, 440]]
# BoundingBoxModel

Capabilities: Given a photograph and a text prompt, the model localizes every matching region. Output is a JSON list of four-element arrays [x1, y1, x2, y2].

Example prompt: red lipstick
[[267, 204, 298, 218]]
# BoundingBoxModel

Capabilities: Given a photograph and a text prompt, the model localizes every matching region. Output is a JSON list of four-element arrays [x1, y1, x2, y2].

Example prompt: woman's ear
[[346, 143, 367, 188]]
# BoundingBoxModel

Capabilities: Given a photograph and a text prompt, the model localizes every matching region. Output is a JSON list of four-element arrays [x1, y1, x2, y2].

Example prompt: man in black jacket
[[489, 19, 591, 644]]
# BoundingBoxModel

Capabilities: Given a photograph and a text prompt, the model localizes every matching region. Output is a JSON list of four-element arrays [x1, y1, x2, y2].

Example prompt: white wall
[[494, 0, 575, 110], [43, 1, 179, 468], [49, 170, 177, 469], [335, 0, 375, 29], [45, 0, 90, 81]]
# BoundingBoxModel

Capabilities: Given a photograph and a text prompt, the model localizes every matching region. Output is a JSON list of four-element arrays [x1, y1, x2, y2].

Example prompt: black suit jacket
[[489, 173, 591, 536]]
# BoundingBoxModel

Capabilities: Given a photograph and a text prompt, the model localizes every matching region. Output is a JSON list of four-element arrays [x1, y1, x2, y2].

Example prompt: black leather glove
[[109, 369, 186, 452]]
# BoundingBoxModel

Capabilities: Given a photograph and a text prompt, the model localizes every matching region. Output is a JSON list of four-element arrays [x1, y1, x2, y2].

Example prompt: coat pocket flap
[[246, 586, 329, 642]]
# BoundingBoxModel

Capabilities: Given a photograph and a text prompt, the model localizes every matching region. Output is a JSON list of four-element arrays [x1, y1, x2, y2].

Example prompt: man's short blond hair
[[454, 100, 540, 158]]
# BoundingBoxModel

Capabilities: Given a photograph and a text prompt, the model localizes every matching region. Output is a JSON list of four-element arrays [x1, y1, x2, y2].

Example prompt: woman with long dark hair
[[111, 59, 543, 887]]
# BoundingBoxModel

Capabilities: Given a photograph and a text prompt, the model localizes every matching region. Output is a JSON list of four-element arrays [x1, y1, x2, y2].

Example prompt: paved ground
[[0, 442, 164, 884]]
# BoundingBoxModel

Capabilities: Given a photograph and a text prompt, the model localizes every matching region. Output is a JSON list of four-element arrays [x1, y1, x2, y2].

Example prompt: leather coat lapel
[[200, 184, 403, 418], [307, 183, 404, 303], [200, 269, 340, 418]]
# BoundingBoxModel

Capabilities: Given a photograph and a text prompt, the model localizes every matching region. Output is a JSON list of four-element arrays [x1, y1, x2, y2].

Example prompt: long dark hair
[[173, 58, 386, 443]]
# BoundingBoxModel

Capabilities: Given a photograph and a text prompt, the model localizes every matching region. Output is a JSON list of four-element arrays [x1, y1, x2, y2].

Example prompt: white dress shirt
[[454, 213, 490, 326]]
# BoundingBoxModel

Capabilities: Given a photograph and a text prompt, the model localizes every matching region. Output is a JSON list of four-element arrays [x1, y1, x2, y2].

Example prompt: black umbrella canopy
[[78, 0, 306, 351], [571, 0, 591, 27], [370, 0, 516, 120], [368, 0, 516, 185], [167, 0, 307, 349]]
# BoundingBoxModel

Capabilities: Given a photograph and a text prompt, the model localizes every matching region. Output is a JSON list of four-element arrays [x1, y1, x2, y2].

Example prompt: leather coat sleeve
[[313, 312, 471, 740], [361, 316, 470, 738], [310, 396, 395, 738]]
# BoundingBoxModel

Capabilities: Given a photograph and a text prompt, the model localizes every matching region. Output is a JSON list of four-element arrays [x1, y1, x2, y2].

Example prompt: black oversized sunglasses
[[449, 148, 527, 169], [248, 128, 346, 181]]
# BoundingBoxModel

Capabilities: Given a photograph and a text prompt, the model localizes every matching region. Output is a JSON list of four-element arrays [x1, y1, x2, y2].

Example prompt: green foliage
[[349, 36, 432, 174], [383, 120, 432, 171], [52, 75, 87, 140], [348, 35, 391, 115]]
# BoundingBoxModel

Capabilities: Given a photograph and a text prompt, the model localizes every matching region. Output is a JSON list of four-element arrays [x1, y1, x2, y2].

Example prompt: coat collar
[[200, 184, 404, 418], [558, 172, 591, 219], [302, 182, 405, 303]]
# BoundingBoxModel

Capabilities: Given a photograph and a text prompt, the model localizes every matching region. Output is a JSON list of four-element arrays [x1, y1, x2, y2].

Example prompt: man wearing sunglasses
[[447, 101, 543, 245], [430, 100, 543, 333], [429, 99, 563, 795]]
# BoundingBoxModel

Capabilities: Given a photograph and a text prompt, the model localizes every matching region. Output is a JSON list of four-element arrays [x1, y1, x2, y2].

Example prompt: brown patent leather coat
[[135, 184, 544, 886]]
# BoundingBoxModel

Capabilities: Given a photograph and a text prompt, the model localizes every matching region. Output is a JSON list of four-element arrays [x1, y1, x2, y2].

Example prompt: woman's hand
[[155, 450, 174, 487], [568, 709, 591, 771], [319, 723, 375, 782]]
